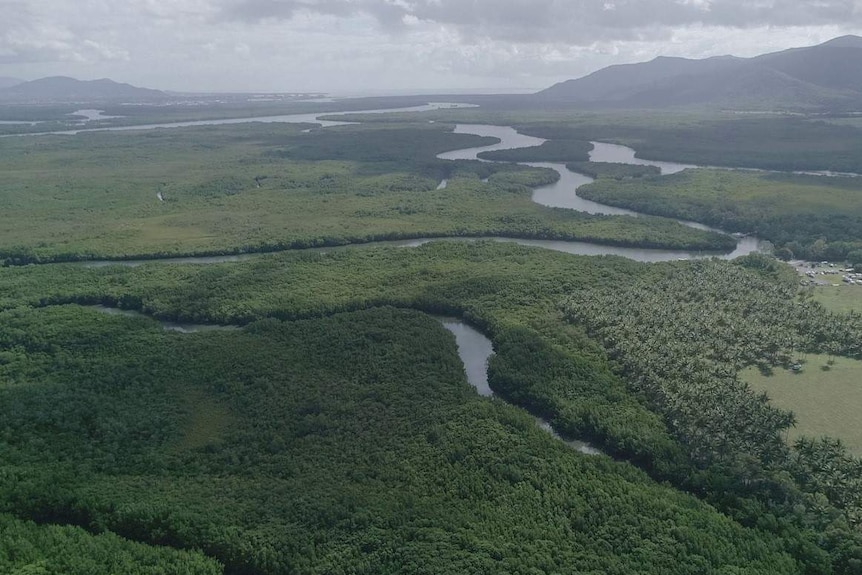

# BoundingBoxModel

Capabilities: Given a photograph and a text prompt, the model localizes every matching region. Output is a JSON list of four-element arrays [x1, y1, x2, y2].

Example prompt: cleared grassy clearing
[[811, 284, 862, 314], [744, 353, 862, 455]]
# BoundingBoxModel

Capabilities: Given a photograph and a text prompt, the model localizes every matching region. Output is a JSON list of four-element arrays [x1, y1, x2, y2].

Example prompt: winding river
[[589, 142, 697, 174], [66, 110, 764, 268], [15, 101, 766, 263], [437, 124, 759, 238], [439, 318, 603, 456], [12, 103, 477, 137], [75, 115, 759, 268], [76, 234, 758, 268], [89, 302, 604, 456], [61, 104, 792, 460], [48, 102, 862, 465], [91, 305, 239, 333]]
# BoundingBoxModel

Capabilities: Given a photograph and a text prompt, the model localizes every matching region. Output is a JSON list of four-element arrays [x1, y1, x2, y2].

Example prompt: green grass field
[[744, 353, 862, 455], [811, 284, 862, 314]]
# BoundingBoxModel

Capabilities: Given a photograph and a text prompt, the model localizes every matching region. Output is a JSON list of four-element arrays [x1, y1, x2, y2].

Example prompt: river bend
[[88, 302, 604, 457], [26, 102, 766, 264], [439, 318, 603, 456]]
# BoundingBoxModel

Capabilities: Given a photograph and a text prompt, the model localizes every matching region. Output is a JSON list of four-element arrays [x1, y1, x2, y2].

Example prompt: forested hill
[[0, 77, 22, 90], [0, 76, 167, 103], [536, 35, 862, 111]]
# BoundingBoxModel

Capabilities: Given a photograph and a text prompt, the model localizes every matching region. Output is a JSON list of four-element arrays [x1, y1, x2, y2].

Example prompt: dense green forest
[[566, 255, 862, 524], [2, 242, 862, 571], [0, 120, 734, 264], [0, 304, 812, 574], [0, 513, 221, 574], [577, 169, 862, 261], [5, 99, 862, 573]]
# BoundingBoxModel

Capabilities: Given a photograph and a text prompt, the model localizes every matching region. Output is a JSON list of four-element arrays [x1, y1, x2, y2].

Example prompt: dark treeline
[[567, 161, 661, 180], [476, 139, 592, 162], [0, 512, 221, 574]]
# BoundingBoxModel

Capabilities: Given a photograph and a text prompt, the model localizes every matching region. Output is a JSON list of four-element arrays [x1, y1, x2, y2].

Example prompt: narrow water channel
[[88, 303, 604, 456], [12, 103, 478, 137], [435, 123, 765, 253], [74, 233, 759, 268], [91, 305, 239, 333], [588, 141, 697, 174], [438, 317, 603, 456], [437, 124, 640, 216]]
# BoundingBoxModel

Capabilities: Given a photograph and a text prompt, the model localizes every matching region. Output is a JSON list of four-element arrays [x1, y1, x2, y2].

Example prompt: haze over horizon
[[3, 1, 862, 95]]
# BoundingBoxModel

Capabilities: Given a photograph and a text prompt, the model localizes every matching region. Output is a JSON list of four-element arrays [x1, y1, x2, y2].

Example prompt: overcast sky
[[2, 0, 862, 95]]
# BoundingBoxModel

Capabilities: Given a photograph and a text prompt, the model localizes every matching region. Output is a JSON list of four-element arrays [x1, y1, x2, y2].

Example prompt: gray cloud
[[219, 0, 351, 21], [217, 0, 408, 27], [216, 0, 862, 43], [1, 0, 861, 93], [0, 1, 74, 64]]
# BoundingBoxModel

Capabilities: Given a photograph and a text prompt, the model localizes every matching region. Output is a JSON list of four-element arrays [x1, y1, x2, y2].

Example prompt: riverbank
[[0, 117, 737, 266], [87, 301, 607, 456]]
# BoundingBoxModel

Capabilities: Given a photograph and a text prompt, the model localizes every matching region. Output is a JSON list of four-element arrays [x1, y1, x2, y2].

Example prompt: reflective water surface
[[438, 317, 603, 456]]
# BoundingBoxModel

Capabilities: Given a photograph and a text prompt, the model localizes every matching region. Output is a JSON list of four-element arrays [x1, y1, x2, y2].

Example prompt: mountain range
[[0, 76, 166, 103], [536, 35, 862, 111], [0, 77, 23, 89], [3, 36, 861, 110]]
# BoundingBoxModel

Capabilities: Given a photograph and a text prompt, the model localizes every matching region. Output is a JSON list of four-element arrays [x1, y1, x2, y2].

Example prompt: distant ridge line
[[535, 35, 862, 111]]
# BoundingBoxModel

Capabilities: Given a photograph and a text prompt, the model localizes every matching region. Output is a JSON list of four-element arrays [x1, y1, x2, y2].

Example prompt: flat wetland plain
[[0, 120, 729, 263]]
